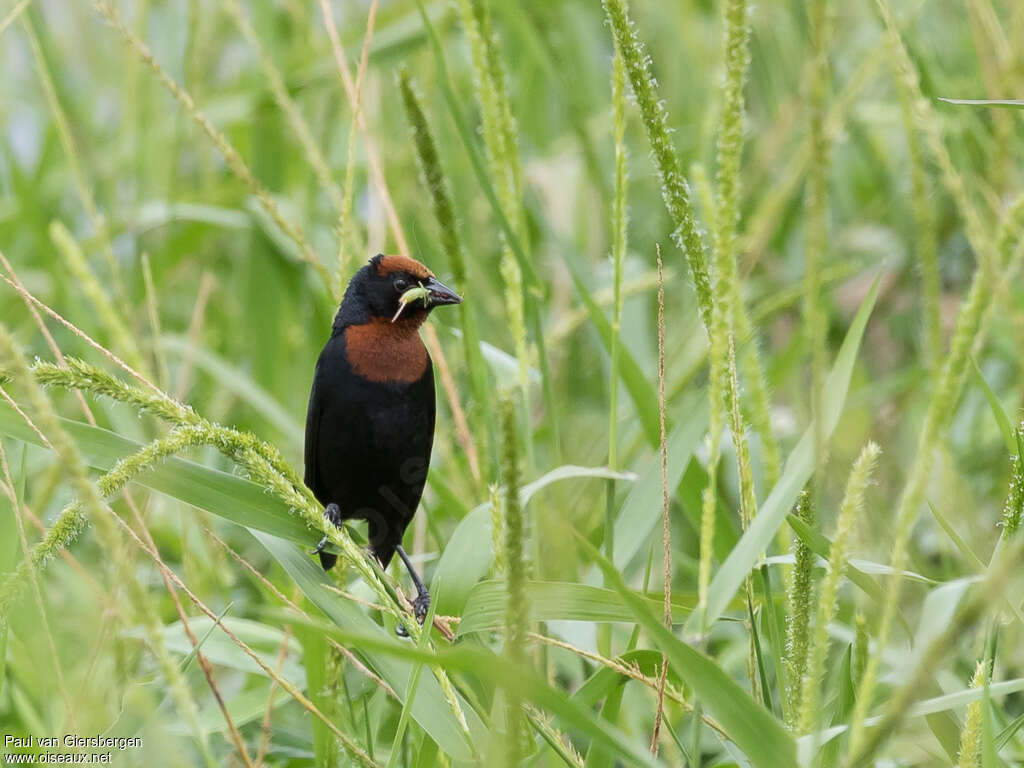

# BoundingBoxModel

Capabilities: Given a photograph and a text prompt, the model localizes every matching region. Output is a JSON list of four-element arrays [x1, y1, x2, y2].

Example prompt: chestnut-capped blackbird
[[304, 253, 461, 622]]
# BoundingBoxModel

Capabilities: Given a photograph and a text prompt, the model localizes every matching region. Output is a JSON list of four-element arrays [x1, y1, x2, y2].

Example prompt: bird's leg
[[395, 544, 430, 624], [312, 503, 343, 555]]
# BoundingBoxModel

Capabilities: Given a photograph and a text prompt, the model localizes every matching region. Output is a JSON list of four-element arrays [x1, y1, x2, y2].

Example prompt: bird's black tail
[[372, 545, 396, 570], [368, 517, 397, 570], [318, 552, 338, 571]]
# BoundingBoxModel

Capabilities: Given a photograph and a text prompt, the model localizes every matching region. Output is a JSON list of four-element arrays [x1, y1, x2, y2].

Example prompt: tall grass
[[1, 1, 1024, 766]]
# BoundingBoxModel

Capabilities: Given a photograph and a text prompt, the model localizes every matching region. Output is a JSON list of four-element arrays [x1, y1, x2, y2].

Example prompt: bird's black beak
[[424, 277, 462, 307]]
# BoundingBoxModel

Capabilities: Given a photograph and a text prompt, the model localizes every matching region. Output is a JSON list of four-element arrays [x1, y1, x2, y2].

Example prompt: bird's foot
[[394, 592, 431, 637], [311, 503, 343, 555], [413, 592, 430, 624]]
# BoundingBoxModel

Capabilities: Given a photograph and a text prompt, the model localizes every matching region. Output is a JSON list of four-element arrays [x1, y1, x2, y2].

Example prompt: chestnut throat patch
[[344, 318, 429, 383]]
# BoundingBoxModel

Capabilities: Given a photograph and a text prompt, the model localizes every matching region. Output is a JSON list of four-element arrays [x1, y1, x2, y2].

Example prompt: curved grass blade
[[149, 614, 305, 684], [970, 359, 1016, 456], [0, 402, 327, 549], [685, 274, 881, 634], [571, 649, 667, 708], [579, 535, 796, 768], [562, 255, 660, 446], [385, 579, 439, 768], [161, 334, 299, 443], [939, 98, 1024, 108], [252, 531, 487, 762], [613, 392, 706, 570], [458, 580, 695, 636], [798, 677, 1024, 757], [278, 613, 666, 768], [434, 466, 636, 615]]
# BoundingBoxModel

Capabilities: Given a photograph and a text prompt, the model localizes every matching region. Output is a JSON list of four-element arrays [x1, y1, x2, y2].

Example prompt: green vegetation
[[1, 0, 1024, 765]]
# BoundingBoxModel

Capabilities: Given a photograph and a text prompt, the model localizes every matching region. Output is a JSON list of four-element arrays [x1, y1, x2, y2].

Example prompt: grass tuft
[[785, 489, 816, 726], [499, 393, 528, 763], [799, 442, 880, 735], [955, 660, 987, 768]]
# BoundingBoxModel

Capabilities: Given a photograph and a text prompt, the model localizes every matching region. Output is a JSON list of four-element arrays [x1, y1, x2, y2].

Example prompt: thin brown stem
[[173, 271, 216, 400], [256, 628, 291, 766], [651, 244, 671, 755], [205, 528, 400, 698], [108, 507, 378, 766]]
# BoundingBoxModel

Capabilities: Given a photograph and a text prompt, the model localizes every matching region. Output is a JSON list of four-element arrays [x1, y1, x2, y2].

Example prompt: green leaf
[[279, 611, 665, 768], [613, 392, 707, 570], [926, 501, 986, 570], [161, 334, 300, 444], [450, 329, 541, 385], [134, 616, 306, 685], [580, 536, 796, 768], [386, 577, 439, 768], [562, 254, 661, 446], [0, 439, 21, 576], [572, 649, 667, 709], [251, 530, 488, 763], [820, 645, 857, 766], [169, 684, 286, 735], [685, 274, 881, 633], [801, 677, 1024, 754], [458, 580, 694, 636], [434, 465, 636, 615], [939, 98, 1024, 108], [585, 667, 628, 768], [678, 458, 738, 560], [995, 710, 1024, 750], [128, 201, 250, 233], [178, 603, 233, 676], [294, 619, 332, 768], [970, 359, 1016, 456], [0, 402, 328, 551]]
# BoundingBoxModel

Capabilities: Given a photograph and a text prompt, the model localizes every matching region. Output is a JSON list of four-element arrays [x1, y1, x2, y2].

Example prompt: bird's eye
[[393, 277, 409, 292]]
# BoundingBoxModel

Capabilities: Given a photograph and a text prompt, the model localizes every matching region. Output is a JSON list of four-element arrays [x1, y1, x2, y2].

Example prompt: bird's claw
[[312, 503, 343, 555], [413, 593, 430, 624], [394, 593, 430, 637]]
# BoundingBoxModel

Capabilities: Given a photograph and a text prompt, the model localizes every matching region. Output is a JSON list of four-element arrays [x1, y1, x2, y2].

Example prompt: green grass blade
[[579, 535, 796, 768], [161, 334, 299, 443], [251, 531, 487, 762], [970, 359, 1016, 456], [385, 581, 438, 768], [800, 677, 1024, 754], [614, 392, 707, 570], [295, 621, 333, 768], [458, 580, 694, 635], [686, 274, 881, 633], [939, 98, 1024, 108], [433, 465, 635, 615], [0, 401, 327, 550], [279, 613, 666, 768], [562, 254, 661, 446]]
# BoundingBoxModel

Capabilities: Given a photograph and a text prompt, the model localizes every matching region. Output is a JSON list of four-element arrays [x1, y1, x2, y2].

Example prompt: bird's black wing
[[303, 352, 326, 500]]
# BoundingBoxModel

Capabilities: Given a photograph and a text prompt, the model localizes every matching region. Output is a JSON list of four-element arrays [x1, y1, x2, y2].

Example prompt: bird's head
[[336, 254, 462, 330]]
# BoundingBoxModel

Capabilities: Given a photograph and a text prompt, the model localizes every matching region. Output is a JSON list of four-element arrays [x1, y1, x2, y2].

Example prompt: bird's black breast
[[303, 332, 435, 563]]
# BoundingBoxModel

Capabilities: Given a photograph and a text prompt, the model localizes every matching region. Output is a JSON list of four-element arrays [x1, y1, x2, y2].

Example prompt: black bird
[[304, 253, 461, 622]]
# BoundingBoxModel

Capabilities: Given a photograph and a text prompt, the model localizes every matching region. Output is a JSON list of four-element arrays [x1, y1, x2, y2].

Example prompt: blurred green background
[[1, 0, 1023, 765]]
